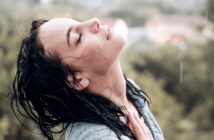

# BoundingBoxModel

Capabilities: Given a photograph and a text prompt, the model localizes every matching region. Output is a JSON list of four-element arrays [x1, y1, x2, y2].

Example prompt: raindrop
[[180, 61, 183, 84]]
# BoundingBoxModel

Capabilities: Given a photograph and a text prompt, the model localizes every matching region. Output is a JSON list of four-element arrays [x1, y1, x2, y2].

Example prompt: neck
[[86, 61, 129, 107]]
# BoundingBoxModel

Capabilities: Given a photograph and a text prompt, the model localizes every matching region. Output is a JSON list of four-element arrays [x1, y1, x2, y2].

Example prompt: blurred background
[[0, 0, 214, 139]]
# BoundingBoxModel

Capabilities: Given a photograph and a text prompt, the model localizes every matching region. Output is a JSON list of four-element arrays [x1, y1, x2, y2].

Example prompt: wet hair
[[10, 19, 150, 140]]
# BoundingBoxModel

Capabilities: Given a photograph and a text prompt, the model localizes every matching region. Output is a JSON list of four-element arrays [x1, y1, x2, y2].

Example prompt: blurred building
[[169, 0, 206, 12], [145, 15, 210, 46]]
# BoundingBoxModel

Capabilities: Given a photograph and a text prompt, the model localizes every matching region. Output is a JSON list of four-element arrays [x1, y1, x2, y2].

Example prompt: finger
[[136, 116, 154, 140], [127, 113, 145, 139], [139, 123, 153, 139], [128, 121, 133, 132], [143, 123, 154, 140], [133, 113, 144, 130]]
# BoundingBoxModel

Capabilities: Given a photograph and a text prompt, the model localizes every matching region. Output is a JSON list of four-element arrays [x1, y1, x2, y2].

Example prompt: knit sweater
[[65, 79, 164, 140]]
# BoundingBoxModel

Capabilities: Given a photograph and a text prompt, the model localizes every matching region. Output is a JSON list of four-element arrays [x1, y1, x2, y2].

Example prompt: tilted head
[[10, 18, 136, 140], [39, 18, 126, 75]]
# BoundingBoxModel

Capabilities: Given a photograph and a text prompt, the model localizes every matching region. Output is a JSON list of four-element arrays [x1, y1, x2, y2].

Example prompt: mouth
[[106, 27, 112, 40]]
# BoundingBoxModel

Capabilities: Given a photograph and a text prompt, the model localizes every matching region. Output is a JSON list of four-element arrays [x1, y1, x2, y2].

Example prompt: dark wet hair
[[10, 19, 150, 140]]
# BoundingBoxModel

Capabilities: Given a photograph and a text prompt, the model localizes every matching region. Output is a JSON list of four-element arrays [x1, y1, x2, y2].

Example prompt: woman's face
[[38, 18, 126, 74]]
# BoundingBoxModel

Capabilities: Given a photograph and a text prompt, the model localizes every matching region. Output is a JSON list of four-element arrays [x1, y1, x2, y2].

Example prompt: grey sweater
[[65, 79, 164, 140]]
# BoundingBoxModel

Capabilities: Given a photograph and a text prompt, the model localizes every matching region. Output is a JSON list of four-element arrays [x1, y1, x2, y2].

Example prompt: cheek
[[82, 45, 99, 56], [78, 54, 109, 74], [104, 36, 126, 59], [75, 42, 107, 71], [80, 38, 103, 56], [112, 33, 126, 48]]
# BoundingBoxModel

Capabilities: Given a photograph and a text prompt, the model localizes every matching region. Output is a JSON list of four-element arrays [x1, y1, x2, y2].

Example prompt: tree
[[207, 0, 214, 22]]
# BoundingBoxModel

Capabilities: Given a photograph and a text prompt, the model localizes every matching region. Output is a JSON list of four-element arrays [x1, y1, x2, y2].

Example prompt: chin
[[121, 36, 127, 47], [114, 33, 127, 49]]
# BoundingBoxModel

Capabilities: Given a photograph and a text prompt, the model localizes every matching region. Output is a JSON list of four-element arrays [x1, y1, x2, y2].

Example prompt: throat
[[86, 61, 128, 107]]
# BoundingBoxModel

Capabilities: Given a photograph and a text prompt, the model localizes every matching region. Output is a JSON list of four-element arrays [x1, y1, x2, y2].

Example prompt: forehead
[[38, 18, 77, 51], [41, 18, 77, 30]]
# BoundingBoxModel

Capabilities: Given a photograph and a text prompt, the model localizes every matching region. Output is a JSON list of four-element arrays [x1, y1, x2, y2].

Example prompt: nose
[[86, 18, 100, 33]]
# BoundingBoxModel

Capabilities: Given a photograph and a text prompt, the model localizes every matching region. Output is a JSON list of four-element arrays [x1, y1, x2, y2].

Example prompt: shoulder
[[65, 122, 119, 140]]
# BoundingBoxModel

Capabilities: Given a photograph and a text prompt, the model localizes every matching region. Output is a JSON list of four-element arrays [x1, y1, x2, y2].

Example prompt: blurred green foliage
[[207, 0, 214, 22], [121, 42, 214, 140], [0, 0, 213, 140]]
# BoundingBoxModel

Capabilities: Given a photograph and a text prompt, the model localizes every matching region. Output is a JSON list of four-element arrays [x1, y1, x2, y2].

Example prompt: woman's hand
[[127, 112, 154, 140]]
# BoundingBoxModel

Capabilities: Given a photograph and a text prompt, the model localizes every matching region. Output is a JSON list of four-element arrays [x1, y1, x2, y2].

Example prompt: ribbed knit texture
[[66, 122, 120, 140]]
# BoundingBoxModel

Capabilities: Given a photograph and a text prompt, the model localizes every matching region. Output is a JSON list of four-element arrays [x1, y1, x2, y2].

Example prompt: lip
[[106, 27, 112, 40]]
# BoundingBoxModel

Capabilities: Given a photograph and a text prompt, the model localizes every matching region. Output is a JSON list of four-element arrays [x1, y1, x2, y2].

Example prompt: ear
[[67, 72, 89, 91]]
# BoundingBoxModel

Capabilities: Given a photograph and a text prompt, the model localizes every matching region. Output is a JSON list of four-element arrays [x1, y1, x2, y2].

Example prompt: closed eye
[[77, 33, 82, 45]]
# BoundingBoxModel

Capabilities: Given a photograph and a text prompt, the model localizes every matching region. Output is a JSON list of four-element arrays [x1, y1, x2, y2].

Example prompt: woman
[[10, 17, 164, 140]]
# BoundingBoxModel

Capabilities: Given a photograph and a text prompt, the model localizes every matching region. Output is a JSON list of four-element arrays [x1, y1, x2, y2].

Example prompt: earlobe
[[81, 78, 89, 87], [67, 73, 89, 91], [75, 78, 89, 91]]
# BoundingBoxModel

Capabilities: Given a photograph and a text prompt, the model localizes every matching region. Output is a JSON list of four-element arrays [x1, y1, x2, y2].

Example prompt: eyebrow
[[66, 25, 73, 46]]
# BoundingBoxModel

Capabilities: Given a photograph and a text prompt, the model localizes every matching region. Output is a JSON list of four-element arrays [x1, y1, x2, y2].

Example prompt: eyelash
[[77, 33, 82, 45]]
